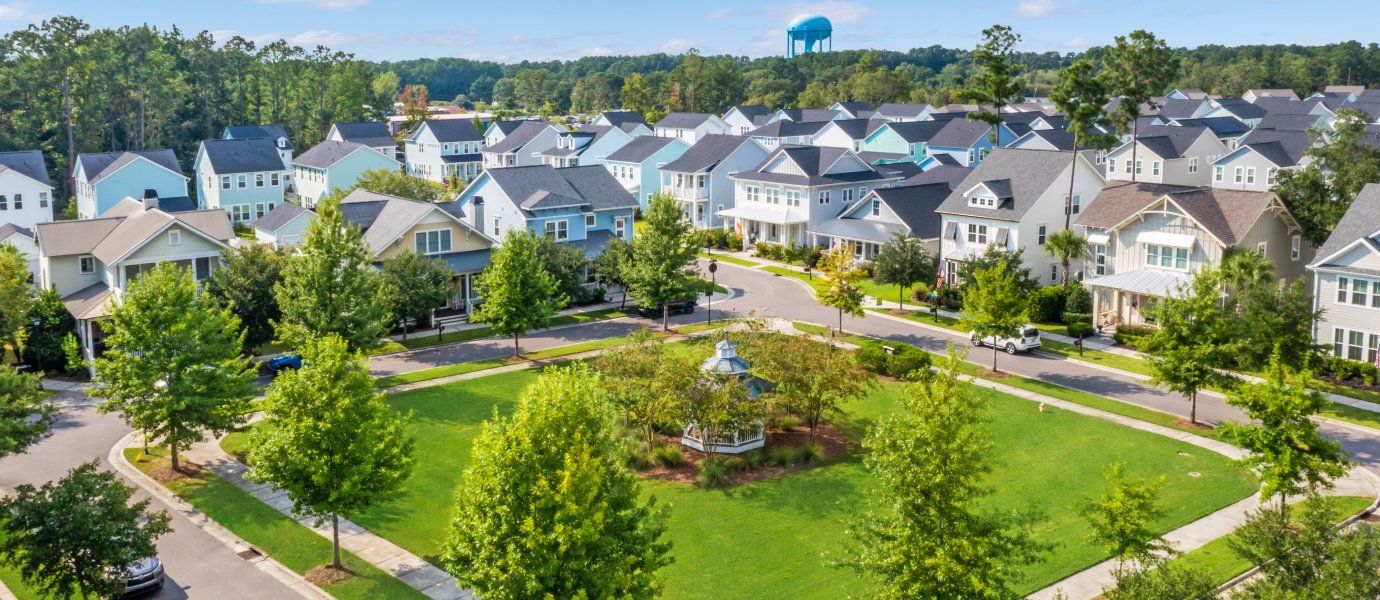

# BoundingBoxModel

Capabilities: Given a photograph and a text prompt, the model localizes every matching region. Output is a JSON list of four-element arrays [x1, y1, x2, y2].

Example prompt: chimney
[[142, 189, 160, 210]]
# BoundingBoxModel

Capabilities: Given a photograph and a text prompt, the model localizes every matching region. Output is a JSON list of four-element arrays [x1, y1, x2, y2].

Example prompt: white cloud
[[741, 29, 783, 56], [0, 3, 26, 21], [660, 39, 697, 54], [257, 0, 369, 9], [1062, 35, 1095, 50], [762, 1, 873, 25], [287, 30, 358, 47], [706, 8, 734, 19], [398, 29, 479, 48], [1017, 0, 1056, 17], [582, 47, 616, 56]]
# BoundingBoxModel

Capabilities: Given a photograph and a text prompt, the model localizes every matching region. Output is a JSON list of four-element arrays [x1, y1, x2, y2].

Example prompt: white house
[[722, 105, 773, 135], [937, 148, 1107, 286], [404, 119, 485, 183], [481, 121, 563, 169], [252, 202, 315, 250], [809, 178, 960, 260], [1308, 184, 1380, 364], [658, 134, 770, 230], [538, 125, 636, 169], [0, 224, 38, 282], [327, 121, 397, 160], [872, 103, 936, 122], [747, 119, 829, 149], [812, 119, 886, 152], [0, 151, 55, 229], [829, 101, 875, 119], [653, 113, 732, 143], [1103, 125, 1229, 187], [591, 111, 651, 136]]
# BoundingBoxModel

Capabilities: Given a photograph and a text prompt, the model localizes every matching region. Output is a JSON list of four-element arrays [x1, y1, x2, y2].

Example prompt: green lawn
[[867, 306, 966, 332], [1039, 340, 1155, 378], [764, 266, 926, 307], [698, 252, 759, 268], [395, 307, 633, 350], [230, 362, 1256, 598], [0, 538, 73, 599], [123, 448, 426, 600], [373, 330, 675, 388], [1169, 495, 1373, 586]]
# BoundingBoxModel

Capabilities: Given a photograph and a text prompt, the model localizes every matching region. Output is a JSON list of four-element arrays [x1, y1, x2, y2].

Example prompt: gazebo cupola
[[683, 337, 769, 454]]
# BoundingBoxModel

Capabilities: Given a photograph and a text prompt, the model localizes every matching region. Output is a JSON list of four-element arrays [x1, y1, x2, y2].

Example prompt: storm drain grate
[[237, 547, 264, 561]]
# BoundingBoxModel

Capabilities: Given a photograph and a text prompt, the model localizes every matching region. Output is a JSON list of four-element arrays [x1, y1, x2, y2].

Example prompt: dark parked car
[[636, 298, 697, 318], [122, 556, 165, 596], [265, 353, 303, 374]]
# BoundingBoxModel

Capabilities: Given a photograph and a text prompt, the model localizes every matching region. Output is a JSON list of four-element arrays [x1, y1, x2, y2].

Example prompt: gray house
[[404, 119, 485, 183], [481, 121, 563, 169], [327, 121, 397, 159], [1308, 183, 1380, 364], [1209, 128, 1311, 192], [659, 134, 770, 229]]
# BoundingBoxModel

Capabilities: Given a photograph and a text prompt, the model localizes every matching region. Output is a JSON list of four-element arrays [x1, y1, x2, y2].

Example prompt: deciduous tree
[[246, 334, 415, 571], [442, 365, 671, 597], [592, 236, 633, 308], [95, 263, 255, 470], [0, 365, 51, 459], [22, 288, 75, 375], [625, 193, 700, 330], [871, 232, 933, 310], [591, 329, 678, 453], [816, 244, 867, 335], [1275, 109, 1380, 244], [960, 260, 1030, 372], [0, 245, 33, 353], [1141, 268, 1235, 424], [380, 250, 454, 337], [349, 168, 448, 203], [471, 228, 563, 356], [206, 243, 285, 354], [1081, 463, 1170, 563], [748, 334, 873, 440]]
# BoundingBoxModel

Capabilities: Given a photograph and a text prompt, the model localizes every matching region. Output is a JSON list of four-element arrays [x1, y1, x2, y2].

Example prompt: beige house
[[1076, 182, 1312, 328], [35, 198, 237, 361]]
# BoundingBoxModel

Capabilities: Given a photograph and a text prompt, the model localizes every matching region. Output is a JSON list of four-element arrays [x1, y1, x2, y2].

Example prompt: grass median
[[394, 307, 634, 350]]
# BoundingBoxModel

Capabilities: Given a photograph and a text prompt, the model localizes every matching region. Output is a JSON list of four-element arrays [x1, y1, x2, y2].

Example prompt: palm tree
[[1043, 230, 1092, 289], [1220, 250, 1274, 296]]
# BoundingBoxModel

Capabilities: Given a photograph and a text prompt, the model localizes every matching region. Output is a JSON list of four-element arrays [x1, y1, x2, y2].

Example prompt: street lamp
[[804, 265, 812, 281], [707, 259, 718, 326]]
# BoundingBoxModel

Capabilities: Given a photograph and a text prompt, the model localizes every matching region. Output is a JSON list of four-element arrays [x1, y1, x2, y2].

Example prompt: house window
[[1094, 244, 1108, 276], [169, 230, 181, 246], [1151, 161, 1161, 176], [871, 199, 881, 217], [1188, 157, 1198, 173], [256, 173, 265, 187], [675, 174, 685, 188], [1337, 276, 1380, 308], [79, 255, 96, 274], [585, 214, 596, 227], [1214, 166, 1224, 182], [1145, 244, 1188, 270], [615, 217, 627, 239], [230, 204, 252, 223], [237, 174, 247, 188], [0, 195, 7, 210], [1246, 168, 1256, 185], [12, 194, 19, 209], [818, 191, 830, 204], [843, 188, 854, 203], [1051, 264, 1058, 282], [1037, 225, 1047, 245], [194, 256, 213, 281], [1333, 328, 1380, 363], [1135, 160, 1143, 175], [786, 190, 801, 207], [1257, 241, 1267, 255], [1267, 168, 1278, 186], [967, 149, 976, 164], [39, 192, 48, 208], [256, 203, 268, 219], [968, 196, 995, 208], [221, 175, 231, 190], [858, 186, 868, 199], [697, 175, 705, 188], [746, 186, 760, 202], [414, 229, 452, 254], [1291, 235, 1301, 261], [1125, 160, 1132, 174], [1234, 167, 1244, 184], [966, 223, 988, 244], [544, 220, 569, 241], [1071, 193, 1081, 214], [493, 217, 501, 237], [271, 172, 281, 186], [1108, 158, 1117, 173], [766, 188, 780, 204]]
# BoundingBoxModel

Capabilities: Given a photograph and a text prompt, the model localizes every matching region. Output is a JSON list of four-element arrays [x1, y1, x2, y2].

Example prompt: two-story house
[[653, 113, 732, 143], [747, 119, 829, 149], [812, 119, 887, 152], [592, 111, 651, 136], [1171, 117, 1251, 149], [771, 108, 841, 123], [1103, 125, 1229, 187], [809, 176, 962, 260], [1208, 128, 1311, 191], [292, 140, 401, 209], [194, 138, 290, 224], [539, 125, 636, 169], [936, 148, 1106, 286], [404, 119, 485, 184], [861, 120, 949, 164], [0, 223, 38, 282], [829, 101, 875, 119], [1308, 184, 1380, 363], [602, 135, 691, 210], [223, 124, 294, 192], [923, 118, 1002, 168], [455, 164, 638, 256], [1243, 89, 1300, 103], [73, 150, 190, 219], [35, 198, 236, 362], [481, 120, 563, 169], [722, 105, 773, 135], [0, 151, 55, 229], [1199, 98, 1268, 129], [658, 134, 770, 229], [723, 146, 902, 247], [338, 188, 495, 314], [327, 121, 397, 160], [1077, 182, 1311, 328]]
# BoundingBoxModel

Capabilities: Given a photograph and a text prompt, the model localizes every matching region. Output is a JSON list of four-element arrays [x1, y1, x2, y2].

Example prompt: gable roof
[[732, 146, 891, 187], [1156, 98, 1207, 120], [660, 134, 757, 173], [936, 148, 1084, 221], [1257, 113, 1326, 132], [870, 181, 961, 238], [1209, 98, 1268, 121], [1129, 125, 1213, 159], [1225, 128, 1312, 167], [338, 188, 483, 255], [0, 151, 51, 186], [775, 108, 840, 122], [482, 165, 638, 215], [597, 111, 649, 133], [36, 205, 233, 262], [900, 165, 973, 188], [1076, 181, 1280, 246], [541, 125, 620, 158], [76, 150, 184, 183], [654, 112, 717, 130], [1252, 97, 1313, 116], [253, 202, 311, 232], [1172, 117, 1250, 138], [0, 223, 33, 241], [748, 119, 830, 139], [821, 118, 886, 140], [484, 121, 557, 154], [223, 124, 292, 150], [199, 138, 287, 174], [881, 120, 948, 144], [725, 105, 771, 121], [1012, 128, 1076, 151], [330, 121, 394, 148], [1246, 89, 1299, 101], [414, 119, 484, 143], [875, 103, 933, 119], [928, 118, 993, 148], [1312, 183, 1380, 268], [604, 135, 685, 164], [293, 140, 378, 169], [831, 101, 875, 118]]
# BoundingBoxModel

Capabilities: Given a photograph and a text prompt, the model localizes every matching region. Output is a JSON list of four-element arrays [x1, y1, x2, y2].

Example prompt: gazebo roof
[[702, 338, 751, 376]]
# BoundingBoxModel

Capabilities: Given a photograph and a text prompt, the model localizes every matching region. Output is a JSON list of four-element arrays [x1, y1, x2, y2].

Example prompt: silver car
[[122, 556, 165, 596]]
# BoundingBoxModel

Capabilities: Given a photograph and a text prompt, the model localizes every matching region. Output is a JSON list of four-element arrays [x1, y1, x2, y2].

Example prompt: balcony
[[667, 185, 708, 201]]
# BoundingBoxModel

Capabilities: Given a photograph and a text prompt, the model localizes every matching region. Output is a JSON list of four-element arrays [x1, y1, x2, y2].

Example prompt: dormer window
[[968, 195, 996, 208], [870, 199, 881, 217]]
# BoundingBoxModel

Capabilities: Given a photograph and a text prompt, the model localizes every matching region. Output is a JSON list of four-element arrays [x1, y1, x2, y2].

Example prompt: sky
[[1, 0, 1376, 63]]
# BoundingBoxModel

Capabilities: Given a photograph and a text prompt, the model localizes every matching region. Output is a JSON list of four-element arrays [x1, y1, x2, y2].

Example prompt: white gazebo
[[682, 338, 769, 454]]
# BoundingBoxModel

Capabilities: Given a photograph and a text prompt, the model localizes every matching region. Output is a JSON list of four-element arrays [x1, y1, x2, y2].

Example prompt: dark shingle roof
[[748, 119, 829, 139], [1313, 183, 1380, 265], [1252, 97, 1312, 116], [824, 118, 886, 140], [293, 140, 375, 169], [1076, 182, 1274, 246], [901, 165, 973, 188], [223, 124, 292, 150], [1210, 98, 1267, 120], [1133, 125, 1211, 159], [660, 134, 756, 173], [928, 119, 993, 148], [881, 120, 948, 144], [253, 202, 310, 231], [832, 101, 875, 117], [776, 108, 840, 122], [484, 121, 556, 154], [0, 223, 33, 240], [731, 146, 893, 187], [76, 150, 184, 183], [1156, 98, 1207, 120], [1014, 128, 1076, 151], [654, 112, 716, 130], [1231, 128, 1312, 167], [871, 182, 957, 239], [484, 165, 638, 214], [416, 119, 484, 143], [597, 111, 649, 132], [1257, 113, 1325, 131], [0, 151, 50, 186], [726, 105, 771, 120], [936, 148, 1077, 221], [1172, 117, 1250, 137], [330, 121, 395, 148], [604, 135, 684, 164], [875, 103, 933, 119], [200, 139, 286, 174]]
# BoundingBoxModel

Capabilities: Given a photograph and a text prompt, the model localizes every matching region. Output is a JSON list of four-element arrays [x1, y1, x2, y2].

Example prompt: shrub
[[857, 341, 890, 375], [753, 242, 784, 261], [697, 457, 729, 487], [767, 446, 797, 467], [1062, 311, 1093, 326], [1028, 285, 1066, 323], [704, 229, 744, 251], [651, 445, 685, 467], [768, 413, 802, 430], [802, 247, 823, 269], [936, 286, 963, 309], [887, 344, 932, 379], [1065, 282, 1093, 314], [626, 447, 654, 470], [741, 449, 768, 469], [1322, 355, 1379, 386], [1066, 321, 1094, 339], [798, 440, 825, 464], [1113, 324, 1156, 349]]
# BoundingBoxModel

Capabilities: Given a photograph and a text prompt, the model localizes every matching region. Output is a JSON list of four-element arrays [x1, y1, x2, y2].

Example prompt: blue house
[[292, 140, 401, 209], [455, 164, 638, 256], [72, 150, 189, 219], [223, 124, 295, 192], [602, 135, 691, 210], [194, 138, 290, 224]]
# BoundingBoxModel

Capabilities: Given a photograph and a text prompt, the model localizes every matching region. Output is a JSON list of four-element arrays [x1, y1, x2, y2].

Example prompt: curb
[[108, 431, 334, 600]]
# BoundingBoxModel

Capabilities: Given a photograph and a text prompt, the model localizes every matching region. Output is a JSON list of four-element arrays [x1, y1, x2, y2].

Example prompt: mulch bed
[[147, 461, 204, 483], [1171, 418, 1214, 431], [978, 368, 1010, 379], [1317, 373, 1380, 396], [305, 565, 354, 585], [638, 422, 850, 486]]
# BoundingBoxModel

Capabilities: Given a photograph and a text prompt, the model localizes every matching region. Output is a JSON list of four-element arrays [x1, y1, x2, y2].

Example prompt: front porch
[[717, 205, 809, 248], [1084, 269, 1190, 328]]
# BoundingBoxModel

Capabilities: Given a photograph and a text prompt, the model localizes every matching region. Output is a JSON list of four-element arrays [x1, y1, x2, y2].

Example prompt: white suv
[[970, 326, 1041, 354]]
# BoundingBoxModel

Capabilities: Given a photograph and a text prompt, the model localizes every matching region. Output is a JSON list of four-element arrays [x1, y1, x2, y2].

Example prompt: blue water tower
[[786, 13, 833, 58]]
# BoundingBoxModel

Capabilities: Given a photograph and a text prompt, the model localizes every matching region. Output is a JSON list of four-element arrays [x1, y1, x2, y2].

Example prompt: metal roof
[[1083, 268, 1192, 298]]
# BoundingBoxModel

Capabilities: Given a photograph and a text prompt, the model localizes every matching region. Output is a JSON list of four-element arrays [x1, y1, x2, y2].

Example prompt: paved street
[[0, 392, 302, 600]]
